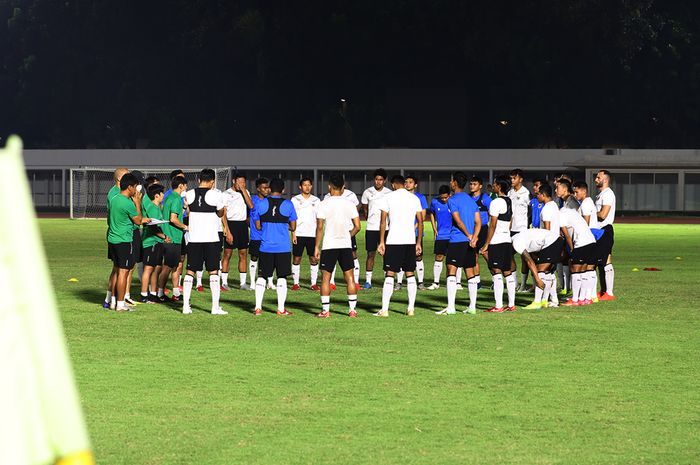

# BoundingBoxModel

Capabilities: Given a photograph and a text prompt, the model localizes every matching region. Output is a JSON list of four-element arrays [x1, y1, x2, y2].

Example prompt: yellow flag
[[0, 136, 94, 465]]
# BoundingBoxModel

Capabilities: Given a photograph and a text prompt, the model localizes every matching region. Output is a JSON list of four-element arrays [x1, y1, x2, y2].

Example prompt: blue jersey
[[471, 192, 492, 226], [429, 198, 452, 240], [164, 188, 188, 218], [414, 192, 429, 237], [250, 195, 266, 240], [447, 192, 479, 242], [250, 196, 297, 253], [530, 198, 544, 228]]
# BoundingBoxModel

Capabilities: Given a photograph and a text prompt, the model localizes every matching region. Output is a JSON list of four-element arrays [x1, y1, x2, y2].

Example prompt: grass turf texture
[[44, 220, 700, 465]]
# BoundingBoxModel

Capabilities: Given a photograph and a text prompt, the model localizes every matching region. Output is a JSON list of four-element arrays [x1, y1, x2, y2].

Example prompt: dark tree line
[[2, 0, 700, 149]]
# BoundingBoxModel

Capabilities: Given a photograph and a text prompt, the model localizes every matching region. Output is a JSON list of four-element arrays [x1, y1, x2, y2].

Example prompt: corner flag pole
[[0, 135, 94, 465]]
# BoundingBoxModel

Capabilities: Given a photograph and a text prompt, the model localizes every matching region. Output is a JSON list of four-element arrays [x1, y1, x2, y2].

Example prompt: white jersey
[[595, 187, 616, 227], [380, 188, 423, 245], [559, 208, 596, 248], [507, 186, 530, 232], [184, 188, 224, 243], [539, 200, 561, 240], [317, 196, 359, 250], [291, 194, 320, 238], [324, 189, 359, 206], [512, 228, 559, 255], [222, 188, 249, 221], [578, 197, 599, 228], [361, 186, 392, 231], [488, 197, 511, 245]]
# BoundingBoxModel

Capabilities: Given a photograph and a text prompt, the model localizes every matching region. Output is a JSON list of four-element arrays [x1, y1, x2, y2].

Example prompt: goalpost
[[69, 167, 232, 219]]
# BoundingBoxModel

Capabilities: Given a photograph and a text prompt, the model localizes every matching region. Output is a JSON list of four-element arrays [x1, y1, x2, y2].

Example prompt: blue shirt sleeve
[[482, 194, 492, 209], [420, 195, 428, 210], [283, 200, 298, 222]]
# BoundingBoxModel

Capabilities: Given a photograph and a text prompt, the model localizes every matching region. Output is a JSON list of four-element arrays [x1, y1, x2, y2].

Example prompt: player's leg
[[464, 247, 479, 314], [249, 239, 261, 288], [140, 245, 155, 303], [291, 239, 304, 290], [374, 245, 397, 317], [254, 251, 271, 315], [308, 239, 320, 290], [221, 247, 233, 290], [183, 243, 205, 314], [274, 253, 292, 315], [113, 243, 132, 311], [438, 263, 459, 315], [364, 230, 378, 288], [205, 242, 226, 315], [238, 248, 249, 290], [403, 246, 418, 316], [317, 249, 335, 318]]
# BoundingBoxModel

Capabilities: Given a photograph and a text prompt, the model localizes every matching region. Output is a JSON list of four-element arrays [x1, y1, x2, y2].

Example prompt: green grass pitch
[[43, 219, 700, 464]]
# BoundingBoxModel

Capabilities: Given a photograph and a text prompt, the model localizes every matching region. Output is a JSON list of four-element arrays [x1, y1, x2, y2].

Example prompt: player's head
[[269, 178, 285, 195], [390, 174, 405, 190], [509, 169, 524, 189], [232, 171, 247, 185], [469, 176, 483, 194], [113, 167, 129, 184], [532, 178, 547, 196], [169, 169, 184, 181], [147, 183, 165, 203], [492, 175, 511, 196], [573, 181, 589, 201], [438, 184, 450, 202], [171, 175, 188, 192], [145, 175, 160, 187], [373, 168, 388, 189], [299, 177, 313, 195], [119, 172, 139, 196], [595, 169, 611, 189], [451, 171, 469, 191], [537, 183, 553, 202], [328, 173, 345, 192], [198, 168, 216, 188], [255, 177, 270, 197], [404, 174, 418, 192], [556, 178, 572, 198]]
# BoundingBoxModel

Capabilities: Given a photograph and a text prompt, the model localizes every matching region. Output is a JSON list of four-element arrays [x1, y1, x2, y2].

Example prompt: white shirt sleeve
[[316, 202, 326, 220], [489, 198, 505, 217], [361, 189, 370, 205]]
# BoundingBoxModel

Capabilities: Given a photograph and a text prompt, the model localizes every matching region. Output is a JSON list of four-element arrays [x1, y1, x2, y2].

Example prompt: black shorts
[[570, 242, 597, 265], [258, 252, 292, 279], [249, 239, 261, 257], [446, 241, 477, 269], [142, 243, 164, 267], [162, 242, 182, 268], [434, 239, 449, 256], [293, 236, 316, 257], [595, 225, 614, 264], [131, 229, 142, 263], [476, 228, 489, 250], [351, 235, 357, 251], [383, 244, 417, 273], [320, 248, 354, 273], [488, 243, 513, 271], [109, 242, 133, 270], [535, 237, 564, 265], [365, 230, 387, 252], [186, 242, 221, 272], [224, 220, 249, 250]]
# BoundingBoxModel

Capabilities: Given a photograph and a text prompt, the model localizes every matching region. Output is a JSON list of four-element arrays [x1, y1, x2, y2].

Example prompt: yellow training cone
[[68, 278, 79, 282]]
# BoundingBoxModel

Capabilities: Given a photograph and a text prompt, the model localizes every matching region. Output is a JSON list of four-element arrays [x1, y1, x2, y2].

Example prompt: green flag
[[0, 136, 94, 465]]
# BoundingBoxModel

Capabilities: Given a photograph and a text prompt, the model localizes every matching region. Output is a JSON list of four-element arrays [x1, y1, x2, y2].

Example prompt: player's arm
[[169, 212, 187, 231], [350, 216, 361, 238], [542, 219, 551, 230], [415, 210, 423, 256], [222, 212, 233, 244], [597, 204, 611, 222], [314, 218, 324, 261], [561, 226, 574, 251], [429, 209, 437, 235], [377, 210, 388, 256], [470, 211, 481, 248], [131, 191, 145, 224], [451, 211, 470, 240], [582, 212, 591, 225], [481, 215, 498, 254], [288, 220, 296, 232], [521, 250, 545, 289]]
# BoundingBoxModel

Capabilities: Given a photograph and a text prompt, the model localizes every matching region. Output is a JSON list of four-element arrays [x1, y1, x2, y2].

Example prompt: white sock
[[116, 300, 126, 310], [196, 271, 203, 288], [249, 260, 258, 287], [292, 264, 301, 285], [397, 271, 404, 285], [446, 275, 457, 310], [381, 276, 395, 312], [330, 266, 336, 285], [183, 275, 193, 307], [267, 277, 274, 288], [321, 295, 330, 312], [173, 286, 181, 297], [493, 274, 504, 308], [406, 276, 417, 310], [111, 296, 116, 306], [141, 291, 148, 298], [467, 277, 478, 310], [276, 278, 287, 311], [571, 273, 582, 301], [348, 294, 357, 311], [353, 259, 360, 284], [475, 274, 481, 285], [221, 272, 228, 285], [416, 261, 425, 284], [310, 264, 319, 285], [365, 270, 373, 284], [505, 274, 516, 307], [124, 292, 131, 300], [157, 288, 164, 298], [433, 261, 443, 284], [547, 273, 559, 305], [535, 272, 546, 303], [604, 264, 615, 295], [210, 274, 221, 310], [105, 291, 112, 303], [254, 277, 266, 309], [588, 270, 597, 300], [563, 265, 571, 291], [240, 272, 247, 286], [456, 267, 463, 284], [178, 275, 182, 287]]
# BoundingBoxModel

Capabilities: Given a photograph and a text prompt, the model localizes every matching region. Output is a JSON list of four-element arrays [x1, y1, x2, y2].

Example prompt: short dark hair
[[199, 168, 216, 183], [390, 174, 405, 185], [145, 175, 160, 187], [404, 174, 418, 183], [169, 169, 184, 180], [373, 168, 388, 179], [255, 177, 269, 187], [234, 171, 247, 181], [510, 168, 524, 178], [470, 176, 483, 185], [598, 169, 612, 180], [269, 178, 285, 193], [573, 181, 588, 191], [452, 171, 469, 189], [538, 183, 553, 198], [299, 177, 313, 185], [438, 185, 451, 195], [558, 172, 572, 182], [171, 176, 187, 190], [147, 183, 165, 200], [329, 173, 345, 189], [532, 177, 547, 186], [558, 178, 573, 193], [493, 175, 510, 194], [120, 173, 139, 191]]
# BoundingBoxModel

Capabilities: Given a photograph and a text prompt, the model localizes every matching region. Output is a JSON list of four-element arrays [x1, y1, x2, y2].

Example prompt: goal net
[[70, 167, 232, 219]]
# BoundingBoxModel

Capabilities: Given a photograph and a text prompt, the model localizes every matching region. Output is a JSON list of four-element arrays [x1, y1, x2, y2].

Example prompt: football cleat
[[561, 299, 580, 307], [505, 305, 517, 312], [598, 292, 616, 301], [523, 301, 542, 310], [254, 308, 263, 316], [362, 282, 372, 290], [463, 308, 477, 315], [426, 283, 440, 290], [406, 308, 415, 317], [310, 284, 321, 291], [276, 309, 293, 316], [330, 284, 337, 291], [182, 306, 192, 315], [436, 308, 456, 315], [372, 310, 389, 317], [220, 284, 230, 291], [348, 309, 358, 318], [484, 307, 504, 313], [291, 284, 301, 291], [316, 310, 330, 318], [211, 307, 228, 315], [196, 285, 204, 292]]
